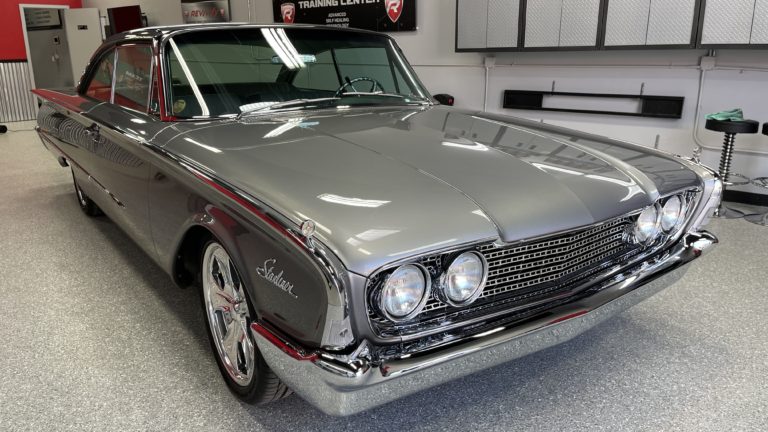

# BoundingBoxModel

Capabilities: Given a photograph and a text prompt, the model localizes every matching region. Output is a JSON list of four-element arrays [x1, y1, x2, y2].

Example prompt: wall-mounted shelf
[[502, 90, 685, 119]]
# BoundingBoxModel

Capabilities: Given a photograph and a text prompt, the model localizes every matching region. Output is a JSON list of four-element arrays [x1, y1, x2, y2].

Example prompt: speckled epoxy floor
[[1, 122, 767, 431]]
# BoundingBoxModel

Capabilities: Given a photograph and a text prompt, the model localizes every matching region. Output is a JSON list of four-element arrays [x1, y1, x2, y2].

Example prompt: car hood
[[161, 106, 700, 275]]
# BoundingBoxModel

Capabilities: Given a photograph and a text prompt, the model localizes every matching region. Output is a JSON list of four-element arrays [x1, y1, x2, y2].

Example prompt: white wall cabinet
[[605, 0, 696, 47], [524, 0, 600, 48], [604, 0, 650, 46], [487, 0, 520, 48], [524, 0, 562, 47], [456, 0, 489, 49], [700, 0, 755, 45]]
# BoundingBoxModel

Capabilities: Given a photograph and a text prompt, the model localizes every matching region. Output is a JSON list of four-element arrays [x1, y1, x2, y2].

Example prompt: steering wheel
[[334, 77, 385, 97]]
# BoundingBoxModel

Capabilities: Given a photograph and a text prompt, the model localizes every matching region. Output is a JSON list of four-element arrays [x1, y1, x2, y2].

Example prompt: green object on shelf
[[706, 108, 744, 121]]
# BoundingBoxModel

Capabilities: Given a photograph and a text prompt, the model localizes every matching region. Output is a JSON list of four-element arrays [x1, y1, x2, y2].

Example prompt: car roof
[[106, 23, 390, 44]]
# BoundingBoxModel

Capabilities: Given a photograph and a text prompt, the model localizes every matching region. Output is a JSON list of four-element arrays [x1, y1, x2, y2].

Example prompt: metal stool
[[705, 118, 759, 218], [744, 123, 768, 225]]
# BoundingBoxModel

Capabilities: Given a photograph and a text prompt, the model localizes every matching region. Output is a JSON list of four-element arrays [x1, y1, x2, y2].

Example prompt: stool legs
[[718, 133, 736, 184], [714, 132, 750, 218]]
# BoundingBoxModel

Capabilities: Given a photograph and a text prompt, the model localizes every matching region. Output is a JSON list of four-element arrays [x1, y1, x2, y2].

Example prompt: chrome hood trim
[[161, 106, 701, 275]]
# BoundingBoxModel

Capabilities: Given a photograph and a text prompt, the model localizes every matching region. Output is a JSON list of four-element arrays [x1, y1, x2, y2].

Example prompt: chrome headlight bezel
[[660, 194, 685, 233], [437, 251, 488, 307], [378, 263, 431, 323], [633, 204, 662, 244]]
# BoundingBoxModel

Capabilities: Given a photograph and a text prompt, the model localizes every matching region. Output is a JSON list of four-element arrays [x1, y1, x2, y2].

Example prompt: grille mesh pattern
[[369, 217, 638, 336]]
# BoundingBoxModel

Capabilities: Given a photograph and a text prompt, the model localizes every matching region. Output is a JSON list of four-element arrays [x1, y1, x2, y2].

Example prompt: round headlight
[[661, 195, 684, 232], [634, 205, 661, 244], [439, 251, 487, 306], [380, 264, 429, 321]]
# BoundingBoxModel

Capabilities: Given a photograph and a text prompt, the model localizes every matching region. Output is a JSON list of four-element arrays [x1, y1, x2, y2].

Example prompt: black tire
[[72, 171, 102, 217], [199, 239, 292, 403]]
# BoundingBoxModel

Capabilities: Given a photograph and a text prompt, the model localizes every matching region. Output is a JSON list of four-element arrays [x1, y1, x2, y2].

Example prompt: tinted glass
[[85, 50, 115, 102], [166, 28, 429, 118], [114, 45, 153, 112]]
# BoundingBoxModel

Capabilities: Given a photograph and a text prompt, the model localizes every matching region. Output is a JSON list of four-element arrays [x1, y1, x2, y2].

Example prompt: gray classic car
[[34, 24, 721, 416]]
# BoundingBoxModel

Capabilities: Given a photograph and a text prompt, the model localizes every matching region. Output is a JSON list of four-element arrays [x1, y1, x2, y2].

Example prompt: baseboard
[[723, 190, 768, 206]]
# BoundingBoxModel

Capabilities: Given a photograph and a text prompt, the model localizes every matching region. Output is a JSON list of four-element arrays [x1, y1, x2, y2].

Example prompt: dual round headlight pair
[[634, 194, 687, 244], [379, 251, 488, 322]]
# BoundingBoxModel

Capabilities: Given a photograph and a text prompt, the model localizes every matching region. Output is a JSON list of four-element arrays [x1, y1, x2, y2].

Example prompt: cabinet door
[[456, 0, 489, 49], [700, 0, 755, 45], [751, 0, 768, 44], [487, 0, 520, 48], [559, 0, 601, 47], [524, 0, 562, 47], [604, 0, 650, 46], [646, 0, 697, 45]]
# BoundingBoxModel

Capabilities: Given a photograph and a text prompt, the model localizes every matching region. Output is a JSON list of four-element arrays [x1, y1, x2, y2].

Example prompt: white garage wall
[[83, 0, 768, 196]]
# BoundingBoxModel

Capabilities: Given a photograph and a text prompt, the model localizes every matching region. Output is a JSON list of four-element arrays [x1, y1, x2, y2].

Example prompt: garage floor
[[1, 123, 767, 431]]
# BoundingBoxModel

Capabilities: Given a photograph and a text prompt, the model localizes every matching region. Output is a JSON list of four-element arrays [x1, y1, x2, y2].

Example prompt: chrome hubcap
[[203, 243, 255, 386]]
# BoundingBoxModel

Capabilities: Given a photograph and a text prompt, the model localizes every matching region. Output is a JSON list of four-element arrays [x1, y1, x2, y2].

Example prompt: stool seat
[[705, 119, 759, 134]]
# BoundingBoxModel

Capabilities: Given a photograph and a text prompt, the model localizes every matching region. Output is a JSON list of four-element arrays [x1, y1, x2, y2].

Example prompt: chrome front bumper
[[252, 231, 717, 416]]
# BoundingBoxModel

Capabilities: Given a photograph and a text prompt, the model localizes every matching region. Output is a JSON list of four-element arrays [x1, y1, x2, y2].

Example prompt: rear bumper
[[252, 230, 717, 416]]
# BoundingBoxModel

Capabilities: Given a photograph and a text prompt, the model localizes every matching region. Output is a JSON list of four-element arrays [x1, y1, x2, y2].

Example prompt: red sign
[[386, 0, 402, 23], [281, 2, 295, 23]]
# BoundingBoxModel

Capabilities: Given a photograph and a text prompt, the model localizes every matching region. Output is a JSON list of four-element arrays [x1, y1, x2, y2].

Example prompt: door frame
[[19, 3, 71, 90]]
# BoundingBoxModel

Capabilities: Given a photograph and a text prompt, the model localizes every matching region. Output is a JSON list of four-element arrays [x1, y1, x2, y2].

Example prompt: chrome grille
[[369, 216, 639, 336]]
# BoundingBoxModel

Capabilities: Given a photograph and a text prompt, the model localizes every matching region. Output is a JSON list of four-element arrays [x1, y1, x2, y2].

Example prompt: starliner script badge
[[257, 258, 298, 299]]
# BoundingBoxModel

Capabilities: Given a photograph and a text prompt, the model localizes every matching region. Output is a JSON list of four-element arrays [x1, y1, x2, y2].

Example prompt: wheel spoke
[[222, 321, 242, 365], [211, 291, 233, 312]]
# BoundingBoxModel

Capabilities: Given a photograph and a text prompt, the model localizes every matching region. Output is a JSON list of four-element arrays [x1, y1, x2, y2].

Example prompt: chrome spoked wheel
[[202, 242, 255, 387]]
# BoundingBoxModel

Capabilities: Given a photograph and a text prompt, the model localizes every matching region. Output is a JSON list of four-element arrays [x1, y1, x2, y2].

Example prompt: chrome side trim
[[253, 230, 716, 416]]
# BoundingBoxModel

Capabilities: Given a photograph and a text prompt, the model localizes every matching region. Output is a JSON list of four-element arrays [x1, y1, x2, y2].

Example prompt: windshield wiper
[[338, 92, 432, 105], [237, 97, 340, 118]]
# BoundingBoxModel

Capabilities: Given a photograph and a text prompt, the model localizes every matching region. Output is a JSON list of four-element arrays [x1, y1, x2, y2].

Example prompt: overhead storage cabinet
[[456, 0, 489, 49], [524, 0, 562, 47], [604, 0, 650, 46], [700, 0, 755, 45], [749, 0, 768, 44], [605, 0, 696, 47], [487, 0, 520, 48], [646, 0, 697, 45], [525, 0, 600, 48], [559, 0, 601, 47]]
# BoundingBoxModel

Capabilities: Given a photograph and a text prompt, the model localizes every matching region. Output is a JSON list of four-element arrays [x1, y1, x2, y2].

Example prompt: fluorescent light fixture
[[184, 137, 222, 153], [271, 54, 316, 64], [441, 140, 488, 151], [276, 28, 306, 68], [471, 209, 490, 221], [388, 239, 457, 257], [531, 163, 583, 176], [263, 118, 304, 138], [261, 28, 305, 70], [317, 193, 390, 208], [353, 229, 400, 241]]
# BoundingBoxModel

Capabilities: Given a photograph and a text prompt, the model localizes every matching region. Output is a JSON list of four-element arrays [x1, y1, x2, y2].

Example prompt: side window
[[85, 50, 115, 102], [113, 45, 154, 112]]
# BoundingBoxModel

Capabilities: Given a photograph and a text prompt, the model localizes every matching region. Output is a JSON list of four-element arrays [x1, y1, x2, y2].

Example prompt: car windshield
[[165, 28, 431, 118]]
